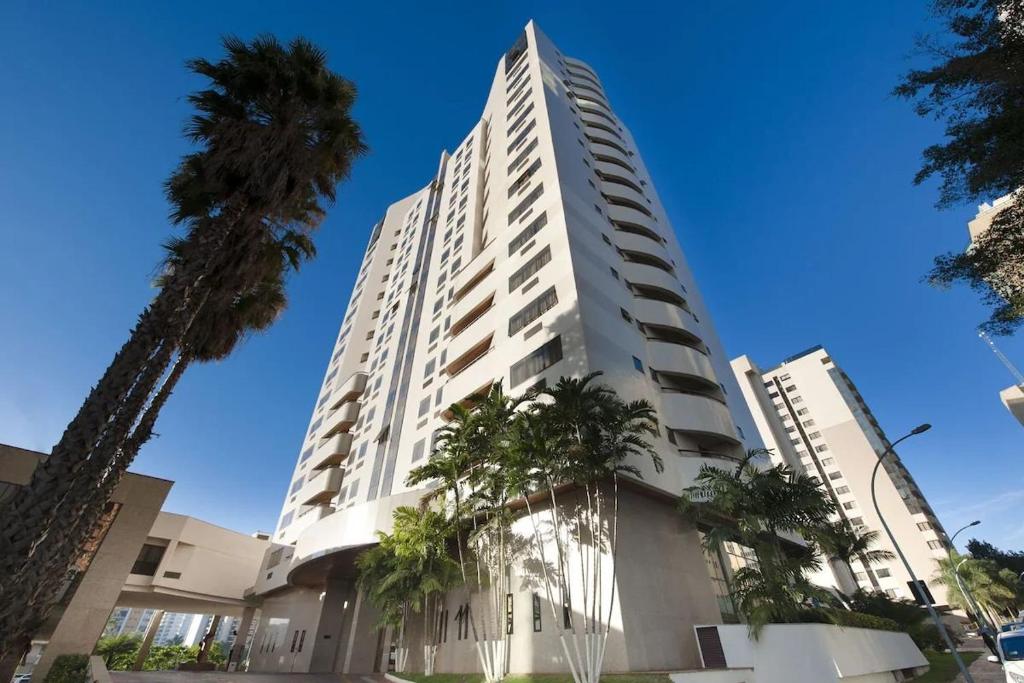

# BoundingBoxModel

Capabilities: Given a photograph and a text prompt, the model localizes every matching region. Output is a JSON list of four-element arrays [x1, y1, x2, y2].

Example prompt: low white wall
[[699, 623, 927, 683], [670, 669, 754, 683]]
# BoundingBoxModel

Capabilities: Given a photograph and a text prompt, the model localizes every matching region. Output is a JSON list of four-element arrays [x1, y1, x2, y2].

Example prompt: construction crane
[[979, 330, 1024, 387]]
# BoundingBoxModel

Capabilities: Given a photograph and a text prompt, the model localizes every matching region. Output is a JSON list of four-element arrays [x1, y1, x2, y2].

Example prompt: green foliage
[[806, 520, 895, 574], [679, 450, 837, 636], [967, 537, 1024, 575], [934, 550, 1020, 619], [140, 643, 225, 671], [894, 0, 1024, 207], [894, 0, 1024, 333], [913, 650, 981, 683], [43, 655, 89, 683], [846, 589, 962, 650], [93, 634, 141, 670], [400, 675, 672, 683]]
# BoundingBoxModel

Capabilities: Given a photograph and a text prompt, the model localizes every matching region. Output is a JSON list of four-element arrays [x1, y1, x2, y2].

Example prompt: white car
[[989, 629, 1024, 683]]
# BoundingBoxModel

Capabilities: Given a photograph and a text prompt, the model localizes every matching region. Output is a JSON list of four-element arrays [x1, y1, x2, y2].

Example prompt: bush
[[43, 654, 90, 683], [908, 622, 961, 651], [791, 607, 900, 631]]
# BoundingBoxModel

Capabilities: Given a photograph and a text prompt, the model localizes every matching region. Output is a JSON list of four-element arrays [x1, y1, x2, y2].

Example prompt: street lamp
[[950, 521, 989, 630], [870, 424, 975, 683]]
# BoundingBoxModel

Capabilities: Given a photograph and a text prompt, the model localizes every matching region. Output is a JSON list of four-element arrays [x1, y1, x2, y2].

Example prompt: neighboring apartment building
[[732, 346, 953, 606], [247, 21, 764, 675]]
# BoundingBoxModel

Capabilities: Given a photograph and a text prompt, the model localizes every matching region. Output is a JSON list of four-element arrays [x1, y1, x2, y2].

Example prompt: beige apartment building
[[246, 21, 768, 675], [731, 347, 953, 606], [0, 444, 268, 679]]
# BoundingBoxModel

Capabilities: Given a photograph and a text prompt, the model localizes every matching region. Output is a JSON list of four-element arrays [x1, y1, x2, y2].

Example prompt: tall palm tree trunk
[[0, 353, 192, 665]]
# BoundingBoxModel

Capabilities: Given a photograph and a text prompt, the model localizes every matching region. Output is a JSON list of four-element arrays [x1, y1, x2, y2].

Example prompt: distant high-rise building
[[247, 21, 765, 675], [732, 346, 953, 605]]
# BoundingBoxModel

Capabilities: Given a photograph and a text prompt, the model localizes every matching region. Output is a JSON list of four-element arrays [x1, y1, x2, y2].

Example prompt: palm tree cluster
[[935, 551, 1022, 628], [358, 373, 661, 683], [356, 507, 461, 674], [680, 450, 838, 634], [0, 35, 365, 671]]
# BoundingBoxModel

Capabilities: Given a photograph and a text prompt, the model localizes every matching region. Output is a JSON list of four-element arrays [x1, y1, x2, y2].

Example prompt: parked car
[[12, 674, 32, 683], [988, 629, 1024, 683]]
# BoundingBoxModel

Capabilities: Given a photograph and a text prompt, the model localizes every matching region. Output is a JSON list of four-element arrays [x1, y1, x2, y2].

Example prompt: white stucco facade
[[247, 21, 775, 675]]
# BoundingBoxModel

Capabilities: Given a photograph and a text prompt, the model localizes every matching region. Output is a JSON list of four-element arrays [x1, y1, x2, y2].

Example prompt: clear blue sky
[[1, 2, 1021, 551]]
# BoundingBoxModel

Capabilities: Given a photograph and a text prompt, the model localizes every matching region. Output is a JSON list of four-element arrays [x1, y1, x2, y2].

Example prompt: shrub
[[791, 607, 900, 631], [43, 654, 90, 683]]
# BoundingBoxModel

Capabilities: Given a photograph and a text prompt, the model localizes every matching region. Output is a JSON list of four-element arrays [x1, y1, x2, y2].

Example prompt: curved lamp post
[[951, 521, 988, 630], [870, 424, 975, 683]]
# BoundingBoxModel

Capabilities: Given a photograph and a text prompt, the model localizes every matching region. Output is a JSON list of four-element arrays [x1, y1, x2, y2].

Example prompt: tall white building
[[732, 346, 953, 606], [247, 22, 765, 675]]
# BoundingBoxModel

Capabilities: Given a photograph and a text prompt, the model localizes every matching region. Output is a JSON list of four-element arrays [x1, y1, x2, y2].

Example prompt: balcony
[[647, 341, 717, 385], [311, 433, 353, 470], [330, 372, 367, 409], [298, 467, 344, 506], [601, 181, 652, 215], [447, 323, 496, 375], [589, 140, 634, 173], [614, 230, 667, 259], [321, 401, 360, 438], [608, 204, 659, 234], [634, 298, 703, 345], [621, 262, 686, 301], [659, 391, 739, 445], [453, 259, 495, 302]]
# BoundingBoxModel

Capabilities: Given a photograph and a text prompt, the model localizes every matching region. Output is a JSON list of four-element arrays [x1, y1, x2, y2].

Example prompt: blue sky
[[1, 1, 1021, 551]]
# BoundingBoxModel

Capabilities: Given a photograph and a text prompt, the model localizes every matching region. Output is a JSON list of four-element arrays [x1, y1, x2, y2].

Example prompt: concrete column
[[133, 609, 165, 671], [228, 607, 256, 671], [310, 579, 351, 672]]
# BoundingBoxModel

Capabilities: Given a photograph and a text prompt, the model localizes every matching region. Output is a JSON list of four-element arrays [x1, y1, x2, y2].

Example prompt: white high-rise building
[[247, 22, 766, 674], [732, 346, 953, 606]]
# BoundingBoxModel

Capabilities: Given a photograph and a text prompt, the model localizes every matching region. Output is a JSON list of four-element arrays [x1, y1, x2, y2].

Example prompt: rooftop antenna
[[979, 330, 1024, 387]]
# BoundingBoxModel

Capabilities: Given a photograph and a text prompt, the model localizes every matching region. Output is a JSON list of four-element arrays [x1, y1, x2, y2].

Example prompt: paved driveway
[[111, 673, 388, 683], [955, 652, 1006, 682]]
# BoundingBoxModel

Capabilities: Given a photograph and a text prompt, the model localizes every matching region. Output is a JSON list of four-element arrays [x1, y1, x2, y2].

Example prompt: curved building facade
[[247, 22, 762, 675]]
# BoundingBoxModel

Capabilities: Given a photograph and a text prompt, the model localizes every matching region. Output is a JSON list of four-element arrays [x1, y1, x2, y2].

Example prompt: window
[[785, 426, 796, 433], [411, 439, 426, 463], [802, 419, 816, 427], [854, 572, 867, 581], [620, 308, 633, 323], [917, 521, 933, 531], [796, 408, 809, 416], [279, 511, 294, 530], [834, 486, 850, 494], [843, 501, 856, 510], [820, 457, 834, 466], [928, 540, 945, 550], [290, 477, 304, 495], [632, 356, 644, 372], [876, 568, 892, 578], [828, 471, 843, 480], [815, 444, 828, 452], [508, 213, 547, 254], [807, 431, 822, 439], [792, 396, 804, 404], [767, 391, 780, 398], [509, 247, 551, 290], [418, 397, 431, 417], [885, 589, 898, 598], [508, 184, 543, 223], [511, 336, 564, 386], [533, 593, 542, 632], [131, 544, 167, 576], [849, 517, 864, 527], [784, 384, 797, 392], [509, 287, 558, 335], [610, 267, 619, 279], [424, 359, 435, 377]]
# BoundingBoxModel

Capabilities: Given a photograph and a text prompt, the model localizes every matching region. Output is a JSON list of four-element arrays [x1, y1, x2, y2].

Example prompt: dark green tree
[[894, 0, 1024, 333], [967, 537, 1024, 575]]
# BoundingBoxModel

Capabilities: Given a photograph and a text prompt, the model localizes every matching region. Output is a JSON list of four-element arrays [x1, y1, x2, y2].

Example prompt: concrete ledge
[[88, 656, 113, 683]]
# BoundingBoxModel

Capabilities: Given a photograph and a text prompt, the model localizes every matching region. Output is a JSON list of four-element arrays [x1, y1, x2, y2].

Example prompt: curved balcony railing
[[311, 433, 353, 470], [633, 299, 702, 342], [329, 371, 367, 410], [614, 230, 667, 258], [646, 341, 717, 385], [622, 262, 686, 300], [601, 181, 653, 217], [659, 391, 739, 445], [321, 401, 360, 438], [298, 467, 344, 506], [590, 141, 635, 173]]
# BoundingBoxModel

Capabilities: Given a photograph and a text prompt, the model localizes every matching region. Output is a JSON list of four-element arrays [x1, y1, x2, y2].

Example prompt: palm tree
[[935, 552, 1019, 627], [0, 34, 365, 670], [808, 520, 895, 594], [507, 373, 661, 683], [680, 451, 836, 636]]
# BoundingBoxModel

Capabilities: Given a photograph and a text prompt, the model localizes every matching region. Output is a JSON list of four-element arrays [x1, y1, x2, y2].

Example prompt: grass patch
[[911, 650, 981, 682], [399, 675, 671, 683]]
